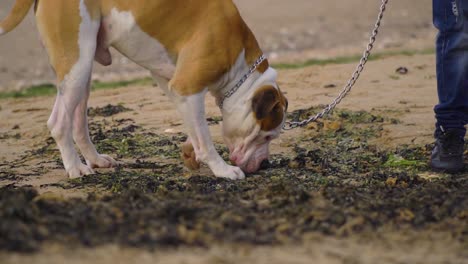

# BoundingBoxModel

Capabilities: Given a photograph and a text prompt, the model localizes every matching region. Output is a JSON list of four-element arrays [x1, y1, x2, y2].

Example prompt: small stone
[[33, 192, 64, 203], [386, 177, 397, 186], [400, 181, 409, 188], [164, 128, 177, 134], [396, 67, 409, 75], [399, 209, 415, 222], [288, 160, 301, 169], [276, 223, 292, 233], [323, 121, 342, 132], [306, 122, 319, 131]]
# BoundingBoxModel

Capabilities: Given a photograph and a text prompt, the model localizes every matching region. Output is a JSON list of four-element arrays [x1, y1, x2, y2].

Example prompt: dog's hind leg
[[36, 0, 114, 178], [72, 74, 117, 171]]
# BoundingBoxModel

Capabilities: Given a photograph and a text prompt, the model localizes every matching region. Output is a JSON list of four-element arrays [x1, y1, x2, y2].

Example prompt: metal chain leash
[[218, 54, 267, 109], [283, 0, 389, 130]]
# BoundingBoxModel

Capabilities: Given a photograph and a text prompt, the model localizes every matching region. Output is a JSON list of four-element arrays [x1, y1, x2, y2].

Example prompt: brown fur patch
[[252, 85, 288, 131], [32, 0, 267, 91], [35, 0, 81, 82], [101, 0, 267, 95], [84, 0, 101, 21]]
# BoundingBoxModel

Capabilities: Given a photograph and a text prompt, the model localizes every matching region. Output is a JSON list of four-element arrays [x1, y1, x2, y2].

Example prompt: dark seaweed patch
[[0, 132, 21, 140], [88, 104, 132, 117], [0, 107, 467, 252], [206, 116, 223, 125]]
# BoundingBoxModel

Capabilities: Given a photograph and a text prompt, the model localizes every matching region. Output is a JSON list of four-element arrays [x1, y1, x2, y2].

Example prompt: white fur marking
[[71, 0, 104, 161], [173, 90, 245, 180], [0, 27, 4, 35], [60, 0, 100, 90], [48, 0, 102, 178]]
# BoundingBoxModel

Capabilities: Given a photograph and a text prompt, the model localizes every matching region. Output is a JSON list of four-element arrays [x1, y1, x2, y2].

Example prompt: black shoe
[[430, 127, 465, 173]]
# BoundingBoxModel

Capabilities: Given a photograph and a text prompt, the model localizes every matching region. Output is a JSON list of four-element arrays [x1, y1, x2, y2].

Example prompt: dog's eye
[[265, 136, 272, 141]]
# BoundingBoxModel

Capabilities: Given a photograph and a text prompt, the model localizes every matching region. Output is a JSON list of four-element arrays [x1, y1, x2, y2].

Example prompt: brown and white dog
[[0, 0, 288, 180]]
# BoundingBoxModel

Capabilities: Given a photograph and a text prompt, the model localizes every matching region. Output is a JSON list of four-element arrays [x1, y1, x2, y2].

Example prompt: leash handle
[[283, 0, 389, 130]]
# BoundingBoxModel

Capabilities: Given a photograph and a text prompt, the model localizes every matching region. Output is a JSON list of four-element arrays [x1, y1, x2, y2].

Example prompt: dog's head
[[223, 83, 288, 173]]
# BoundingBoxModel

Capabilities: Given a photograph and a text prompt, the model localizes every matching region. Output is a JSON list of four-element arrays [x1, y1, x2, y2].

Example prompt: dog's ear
[[252, 85, 287, 131]]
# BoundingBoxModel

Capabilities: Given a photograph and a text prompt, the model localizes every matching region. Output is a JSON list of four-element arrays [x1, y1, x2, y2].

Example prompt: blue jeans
[[433, 0, 468, 136]]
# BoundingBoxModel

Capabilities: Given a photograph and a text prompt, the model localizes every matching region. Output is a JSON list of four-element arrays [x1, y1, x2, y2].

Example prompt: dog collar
[[217, 54, 267, 109]]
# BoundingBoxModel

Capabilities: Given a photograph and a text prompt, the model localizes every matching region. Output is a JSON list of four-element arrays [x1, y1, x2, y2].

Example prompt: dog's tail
[[0, 0, 36, 36]]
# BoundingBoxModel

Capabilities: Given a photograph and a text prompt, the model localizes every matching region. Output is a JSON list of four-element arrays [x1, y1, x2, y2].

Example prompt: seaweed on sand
[[0, 107, 466, 252]]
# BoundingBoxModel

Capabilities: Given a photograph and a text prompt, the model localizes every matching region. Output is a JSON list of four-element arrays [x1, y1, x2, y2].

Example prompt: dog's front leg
[[181, 137, 200, 170], [174, 91, 245, 180]]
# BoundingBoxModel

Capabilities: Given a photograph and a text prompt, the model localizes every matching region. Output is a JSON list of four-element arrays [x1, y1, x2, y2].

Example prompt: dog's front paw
[[213, 164, 245, 180], [181, 141, 200, 170], [86, 154, 117, 169], [67, 163, 95, 179]]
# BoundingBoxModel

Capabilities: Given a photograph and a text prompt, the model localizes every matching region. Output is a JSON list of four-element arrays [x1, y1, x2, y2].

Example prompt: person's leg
[[434, 0, 468, 133], [432, 0, 468, 172]]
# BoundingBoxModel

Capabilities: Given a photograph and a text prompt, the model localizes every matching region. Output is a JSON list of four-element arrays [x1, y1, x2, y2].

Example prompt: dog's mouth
[[241, 158, 268, 173], [231, 157, 266, 173], [229, 144, 269, 173]]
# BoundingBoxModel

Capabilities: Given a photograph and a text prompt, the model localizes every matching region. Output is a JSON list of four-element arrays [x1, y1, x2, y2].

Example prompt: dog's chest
[[101, 8, 175, 79]]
